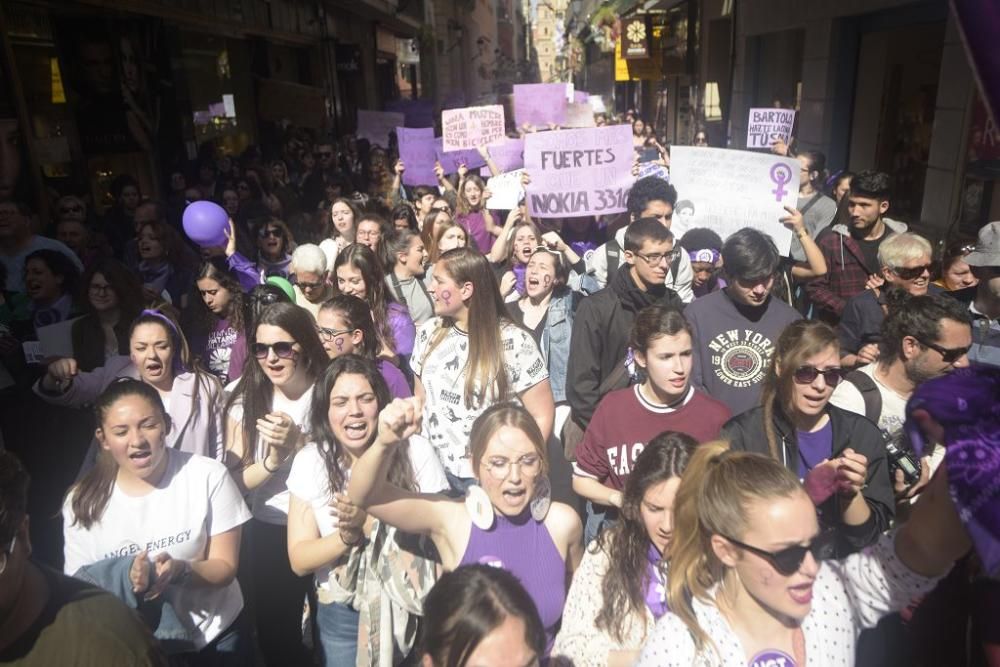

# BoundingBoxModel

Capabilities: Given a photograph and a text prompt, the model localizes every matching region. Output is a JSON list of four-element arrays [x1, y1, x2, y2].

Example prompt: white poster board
[[486, 170, 525, 210], [746, 108, 796, 149], [669, 147, 798, 254]]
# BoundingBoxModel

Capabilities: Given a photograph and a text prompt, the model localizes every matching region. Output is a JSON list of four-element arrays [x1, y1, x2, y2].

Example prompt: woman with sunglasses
[[188, 258, 248, 384], [222, 301, 328, 666], [410, 247, 553, 488], [72, 258, 144, 372], [637, 438, 971, 665], [554, 432, 697, 667], [62, 379, 252, 661], [349, 401, 582, 655], [316, 294, 411, 399], [252, 219, 294, 280], [721, 320, 894, 557], [286, 355, 444, 665], [36, 308, 223, 466], [333, 243, 415, 369]]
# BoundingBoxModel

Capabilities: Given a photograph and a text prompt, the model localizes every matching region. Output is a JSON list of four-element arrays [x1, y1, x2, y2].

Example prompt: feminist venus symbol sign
[[770, 163, 793, 202]]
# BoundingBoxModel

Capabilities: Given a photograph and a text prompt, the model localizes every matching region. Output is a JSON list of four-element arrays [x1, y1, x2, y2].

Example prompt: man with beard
[[830, 292, 971, 493], [806, 170, 907, 325]]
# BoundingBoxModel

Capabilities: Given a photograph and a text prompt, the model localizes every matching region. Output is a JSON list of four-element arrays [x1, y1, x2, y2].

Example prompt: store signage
[[622, 15, 652, 60]]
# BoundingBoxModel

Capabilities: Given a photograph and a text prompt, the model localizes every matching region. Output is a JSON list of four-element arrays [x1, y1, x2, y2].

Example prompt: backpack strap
[[799, 192, 823, 216], [669, 248, 682, 284], [843, 369, 882, 424], [606, 238, 621, 276]]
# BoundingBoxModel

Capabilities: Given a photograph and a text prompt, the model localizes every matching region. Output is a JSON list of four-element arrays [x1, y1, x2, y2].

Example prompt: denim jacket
[[540, 288, 578, 402]]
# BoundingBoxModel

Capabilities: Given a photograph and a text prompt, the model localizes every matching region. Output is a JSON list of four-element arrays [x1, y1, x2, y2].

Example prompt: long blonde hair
[[759, 320, 839, 459], [422, 247, 510, 409], [667, 441, 803, 654]]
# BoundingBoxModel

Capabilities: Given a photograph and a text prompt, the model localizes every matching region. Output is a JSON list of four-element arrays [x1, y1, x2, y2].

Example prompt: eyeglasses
[[890, 264, 932, 281], [0, 534, 16, 577], [294, 278, 325, 290], [432, 205, 451, 213], [722, 531, 836, 576], [89, 284, 113, 294], [913, 336, 971, 364], [635, 249, 681, 266], [259, 228, 282, 239], [481, 454, 542, 480], [792, 365, 843, 388], [59, 205, 84, 214], [251, 341, 298, 359], [316, 327, 354, 342]]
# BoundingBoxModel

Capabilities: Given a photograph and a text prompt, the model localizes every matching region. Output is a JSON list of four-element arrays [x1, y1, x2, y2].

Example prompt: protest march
[[1, 8, 999, 666]]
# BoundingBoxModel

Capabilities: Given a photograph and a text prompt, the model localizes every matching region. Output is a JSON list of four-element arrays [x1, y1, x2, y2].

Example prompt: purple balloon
[[182, 201, 229, 248]]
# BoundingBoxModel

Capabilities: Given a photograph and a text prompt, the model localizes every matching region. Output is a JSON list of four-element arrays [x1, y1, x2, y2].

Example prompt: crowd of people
[[0, 106, 998, 667]]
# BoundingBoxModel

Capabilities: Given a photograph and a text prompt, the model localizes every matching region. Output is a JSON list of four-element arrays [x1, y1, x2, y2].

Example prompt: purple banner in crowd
[[513, 83, 568, 128], [524, 124, 633, 218], [574, 91, 589, 104], [952, 0, 1000, 122], [485, 137, 524, 173], [434, 139, 487, 174], [397, 127, 438, 186], [385, 99, 436, 129]]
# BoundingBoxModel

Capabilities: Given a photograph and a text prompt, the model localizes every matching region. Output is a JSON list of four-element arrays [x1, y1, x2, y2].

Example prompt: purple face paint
[[542, 274, 551, 286], [769, 163, 793, 202], [440, 290, 452, 306], [335, 337, 344, 353]]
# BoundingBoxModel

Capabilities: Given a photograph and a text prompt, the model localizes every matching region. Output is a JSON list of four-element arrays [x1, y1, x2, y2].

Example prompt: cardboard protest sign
[[441, 105, 506, 151], [588, 95, 607, 114], [357, 110, 404, 147], [434, 139, 487, 174], [513, 83, 568, 128], [485, 137, 524, 173], [524, 124, 633, 219], [397, 127, 438, 186], [574, 90, 590, 104], [486, 170, 525, 210], [669, 147, 797, 253], [565, 102, 596, 128], [637, 161, 669, 181], [385, 99, 435, 128], [746, 108, 796, 149]]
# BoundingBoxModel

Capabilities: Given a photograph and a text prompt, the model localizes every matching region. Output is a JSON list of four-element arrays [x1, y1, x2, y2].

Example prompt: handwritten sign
[[637, 161, 669, 181], [513, 83, 568, 128], [669, 147, 798, 254], [746, 108, 796, 149], [565, 102, 596, 128], [524, 125, 633, 219], [397, 127, 438, 186], [357, 110, 404, 147], [434, 139, 487, 174], [441, 105, 506, 151], [486, 170, 525, 210]]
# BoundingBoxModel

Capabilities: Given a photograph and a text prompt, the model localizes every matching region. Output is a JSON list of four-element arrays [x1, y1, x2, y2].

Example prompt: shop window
[[704, 82, 721, 120]]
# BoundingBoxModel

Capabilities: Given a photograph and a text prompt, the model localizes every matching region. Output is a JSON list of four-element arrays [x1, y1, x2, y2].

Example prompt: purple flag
[[397, 127, 438, 187], [385, 99, 436, 129], [486, 137, 524, 173], [952, 0, 1000, 122]]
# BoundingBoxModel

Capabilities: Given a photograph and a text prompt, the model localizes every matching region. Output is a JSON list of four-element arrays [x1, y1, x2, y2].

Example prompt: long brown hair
[[68, 379, 169, 529], [457, 174, 487, 215], [759, 320, 839, 459], [429, 221, 467, 264], [423, 248, 511, 409], [333, 243, 399, 356], [595, 431, 697, 643], [667, 441, 803, 654]]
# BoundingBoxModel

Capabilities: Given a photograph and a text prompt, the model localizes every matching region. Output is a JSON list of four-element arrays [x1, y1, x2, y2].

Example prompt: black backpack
[[843, 369, 882, 424]]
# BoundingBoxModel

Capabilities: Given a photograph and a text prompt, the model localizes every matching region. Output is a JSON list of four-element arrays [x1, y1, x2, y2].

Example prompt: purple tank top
[[459, 510, 566, 653]]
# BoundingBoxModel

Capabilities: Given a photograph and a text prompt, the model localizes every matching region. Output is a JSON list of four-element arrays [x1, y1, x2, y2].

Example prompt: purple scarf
[[904, 365, 1000, 576], [644, 544, 669, 618]]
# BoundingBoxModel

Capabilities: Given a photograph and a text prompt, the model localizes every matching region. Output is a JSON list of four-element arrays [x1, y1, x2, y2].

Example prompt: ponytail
[[667, 441, 802, 656]]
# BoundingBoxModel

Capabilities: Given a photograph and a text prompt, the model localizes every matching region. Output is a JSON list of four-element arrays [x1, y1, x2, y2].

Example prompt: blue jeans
[[316, 600, 360, 667], [584, 501, 618, 546], [176, 611, 253, 667]]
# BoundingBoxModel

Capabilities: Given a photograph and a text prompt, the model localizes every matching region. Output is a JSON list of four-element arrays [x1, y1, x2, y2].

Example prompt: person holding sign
[[637, 425, 971, 667], [456, 174, 501, 253]]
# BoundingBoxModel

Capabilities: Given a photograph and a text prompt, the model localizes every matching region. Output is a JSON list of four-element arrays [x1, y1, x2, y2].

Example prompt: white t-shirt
[[63, 449, 251, 649], [286, 434, 448, 591], [829, 364, 908, 437], [228, 384, 315, 524], [410, 319, 549, 478]]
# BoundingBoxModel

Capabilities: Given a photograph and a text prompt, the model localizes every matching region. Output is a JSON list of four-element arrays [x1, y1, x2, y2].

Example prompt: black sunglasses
[[913, 336, 971, 364], [792, 365, 843, 387], [723, 531, 836, 576], [259, 228, 282, 238], [890, 264, 932, 281], [252, 342, 297, 360]]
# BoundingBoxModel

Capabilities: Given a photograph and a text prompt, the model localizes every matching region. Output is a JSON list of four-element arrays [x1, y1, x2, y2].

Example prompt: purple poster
[[524, 125, 633, 218], [513, 83, 568, 128], [434, 139, 487, 174], [574, 91, 590, 104], [397, 127, 438, 187], [485, 137, 524, 173]]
